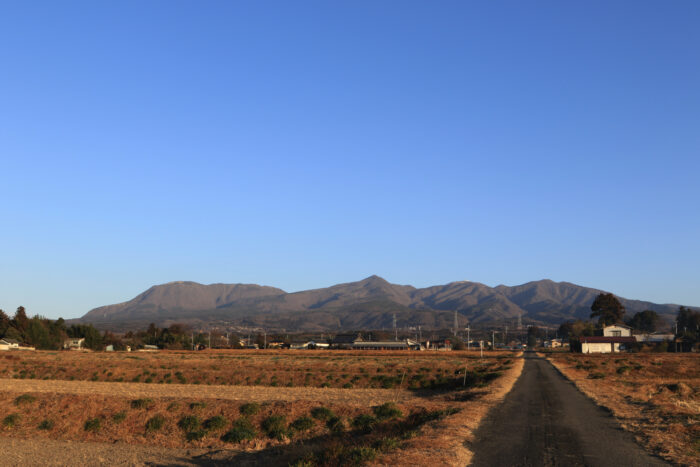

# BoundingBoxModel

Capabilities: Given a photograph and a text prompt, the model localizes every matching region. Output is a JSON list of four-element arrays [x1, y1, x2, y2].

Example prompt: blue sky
[[1, 1, 698, 319]]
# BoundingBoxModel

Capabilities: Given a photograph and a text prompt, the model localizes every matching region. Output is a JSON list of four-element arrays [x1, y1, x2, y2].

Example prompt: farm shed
[[580, 336, 636, 353], [0, 338, 20, 350], [351, 339, 421, 351]]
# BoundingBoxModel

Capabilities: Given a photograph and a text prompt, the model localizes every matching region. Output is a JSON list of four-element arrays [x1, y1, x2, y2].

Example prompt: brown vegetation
[[548, 353, 700, 466], [0, 349, 522, 465]]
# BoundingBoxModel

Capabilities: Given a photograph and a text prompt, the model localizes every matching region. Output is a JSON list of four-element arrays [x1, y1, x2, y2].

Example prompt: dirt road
[[470, 352, 669, 467], [0, 378, 414, 406]]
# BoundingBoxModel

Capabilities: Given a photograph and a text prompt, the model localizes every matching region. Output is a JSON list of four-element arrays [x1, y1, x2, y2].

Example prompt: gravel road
[[470, 352, 669, 467]]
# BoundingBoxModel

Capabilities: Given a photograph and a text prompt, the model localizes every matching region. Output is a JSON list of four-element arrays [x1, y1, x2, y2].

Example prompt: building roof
[[581, 336, 637, 343], [0, 338, 20, 344], [331, 333, 363, 344], [603, 324, 632, 329]]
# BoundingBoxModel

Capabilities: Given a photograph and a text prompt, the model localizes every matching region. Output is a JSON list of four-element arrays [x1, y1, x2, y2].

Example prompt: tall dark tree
[[590, 293, 625, 326], [13, 306, 28, 333], [676, 306, 700, 339], [628, 310, 660, 333], [0, 309, 9, 336]]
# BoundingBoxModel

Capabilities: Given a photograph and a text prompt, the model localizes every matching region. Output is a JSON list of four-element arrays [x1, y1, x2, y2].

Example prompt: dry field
[[547, 352, 700, 466], [0, 349, 513, 389], [0, 349, 523, 466]]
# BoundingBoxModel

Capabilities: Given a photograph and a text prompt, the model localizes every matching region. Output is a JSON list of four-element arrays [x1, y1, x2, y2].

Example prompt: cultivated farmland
[[0, 350, 522, 466], [548, 352, 700, 465]]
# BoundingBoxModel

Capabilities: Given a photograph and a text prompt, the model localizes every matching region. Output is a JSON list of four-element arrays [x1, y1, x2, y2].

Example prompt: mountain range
[[78, 276, 690, 332]]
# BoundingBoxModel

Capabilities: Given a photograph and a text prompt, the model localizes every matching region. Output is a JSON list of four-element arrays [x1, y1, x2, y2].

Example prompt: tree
[[13, 306, 28, 334], [628, 310, 660, 333], [676, 306, 700, 339], [590, 293, 625, 326], [0, 309, 9, 336]]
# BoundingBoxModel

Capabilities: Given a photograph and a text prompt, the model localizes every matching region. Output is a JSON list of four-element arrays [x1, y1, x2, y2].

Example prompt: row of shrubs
[[2, 395, 404, 446]]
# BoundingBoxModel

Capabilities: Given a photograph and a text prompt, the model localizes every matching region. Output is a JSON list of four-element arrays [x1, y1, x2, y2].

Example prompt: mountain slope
[[79, 276, 691, 331]]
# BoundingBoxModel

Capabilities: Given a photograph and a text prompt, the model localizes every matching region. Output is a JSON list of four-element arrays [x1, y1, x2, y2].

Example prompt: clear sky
[[1, 1, 698, 319]]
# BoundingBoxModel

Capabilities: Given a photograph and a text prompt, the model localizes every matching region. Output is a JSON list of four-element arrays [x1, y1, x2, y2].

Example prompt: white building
[[602, 324, 632, 337]]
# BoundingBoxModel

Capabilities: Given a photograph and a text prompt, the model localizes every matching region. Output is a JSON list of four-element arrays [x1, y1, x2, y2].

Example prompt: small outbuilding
[[63, 338, 86, 350]]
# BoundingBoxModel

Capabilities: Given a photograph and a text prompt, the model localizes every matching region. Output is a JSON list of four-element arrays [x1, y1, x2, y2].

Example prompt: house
[[0, 338, 20, 351], [544, 338, 564, 348], [63, 338, 85, 350], [330, 333, 363, 349], [351, 339, 421, 351], [422, 339, 452, 351], [634, 333, 675, 343], [289, 340, 330, 350], [603, 324, 632, 337], [580, 336, 636, 353]]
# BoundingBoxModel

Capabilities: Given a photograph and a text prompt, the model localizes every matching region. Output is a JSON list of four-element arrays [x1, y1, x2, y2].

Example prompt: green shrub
[[38, 419, 54, 430], [373, 402, 402, 420], [2, 414, 20, 428], [239, 402, 260, 416], [310, 406, 335, 421], [326, 416, 345, 434], [189, 401, 207, 410], [221, 418, 257, 443], [112, 412, 127, 424], [186, 430, 207, 441], [617, 366, 631, 374], [373, 436, 400, 452], [166, 402, 180, 412], [145, 415, 166, 433], [339, 447, 377, 465], [262, 415, 289, 440], [84, 418, 101, 432], [352, 414, 377, 433], [130, 398, 154, 409], [290, 416, 314, 432], [204, 415, 228, 431], [588, 372, 605, 379], [178, 415, 201, 432], [14, 394, 36, 405]]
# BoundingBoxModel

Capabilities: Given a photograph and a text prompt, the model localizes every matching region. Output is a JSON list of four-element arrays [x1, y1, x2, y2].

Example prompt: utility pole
[[466, 326, 470, 351], [263, 330, 267, 349], [418, 325, 422, 342], [453, 310, 459, 337]]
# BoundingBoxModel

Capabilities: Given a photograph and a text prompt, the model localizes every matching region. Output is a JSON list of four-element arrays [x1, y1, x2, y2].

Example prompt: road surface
[[470, 352, 668, 467]]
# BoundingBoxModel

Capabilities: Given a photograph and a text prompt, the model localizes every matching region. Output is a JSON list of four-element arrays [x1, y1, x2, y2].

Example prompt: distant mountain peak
[[79, 276, 692, 332]]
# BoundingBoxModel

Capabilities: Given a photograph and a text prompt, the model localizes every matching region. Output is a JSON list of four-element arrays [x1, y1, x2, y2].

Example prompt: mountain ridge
[[78, 276, 694, 332]]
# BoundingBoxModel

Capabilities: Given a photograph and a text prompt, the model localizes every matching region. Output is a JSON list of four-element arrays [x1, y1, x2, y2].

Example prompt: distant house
[[138, 344, 159, 352], [580, 336, 636, 353], [289, 340, 329, 350], [330, 333, 363, 349], [0, 338, 20, 351], [422, 339, 452, 351], [351, 339, 421, 351], [634, 332, 675, 344], [63, 338, 85, 350], [603, 324, 632, 337], [544, 338, 564, 349]]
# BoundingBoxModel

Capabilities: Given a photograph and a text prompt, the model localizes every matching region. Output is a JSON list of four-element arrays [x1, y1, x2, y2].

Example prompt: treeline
[[556, 293, 700, 344], [0, 307, 104, 350]]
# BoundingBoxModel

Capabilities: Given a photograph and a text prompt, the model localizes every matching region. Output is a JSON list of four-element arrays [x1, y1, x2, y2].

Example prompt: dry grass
[[0, 349, 514, 389], [372, 352, 525, 466], [0, 349, 521, 465], [548, 352, 700, 466]]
